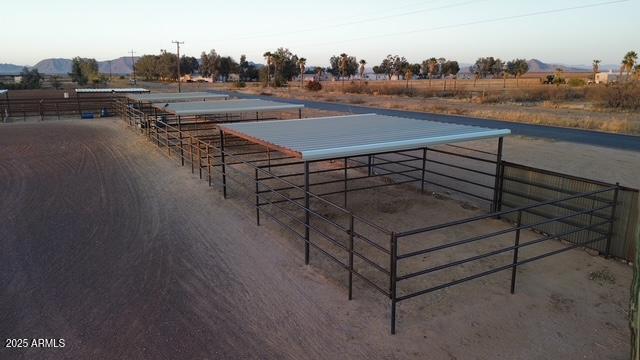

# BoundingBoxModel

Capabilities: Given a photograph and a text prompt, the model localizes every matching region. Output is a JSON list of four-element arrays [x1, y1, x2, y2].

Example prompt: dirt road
[[0, 119, 631, 359]]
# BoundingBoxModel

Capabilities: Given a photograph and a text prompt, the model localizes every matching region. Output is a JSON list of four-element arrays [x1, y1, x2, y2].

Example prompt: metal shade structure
[[219, 113, 511, 161], [153, 99, 303, 117], [75, 88, 150, 94], [126, 92, 229, 103]]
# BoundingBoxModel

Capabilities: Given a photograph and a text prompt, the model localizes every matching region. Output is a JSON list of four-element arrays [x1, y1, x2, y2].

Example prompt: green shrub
[[232, 81, 246, 88]]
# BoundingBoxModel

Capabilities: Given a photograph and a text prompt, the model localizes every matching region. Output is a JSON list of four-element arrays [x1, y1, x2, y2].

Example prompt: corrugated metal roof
[[127, 92, 228, 102], [219, 114, 511, 160], [153, 99, 303, 116], [75, 88, 150, 93]]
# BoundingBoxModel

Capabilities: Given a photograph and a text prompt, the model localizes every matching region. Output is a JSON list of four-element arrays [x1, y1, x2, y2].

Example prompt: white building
[[595, 70, 632, 84]]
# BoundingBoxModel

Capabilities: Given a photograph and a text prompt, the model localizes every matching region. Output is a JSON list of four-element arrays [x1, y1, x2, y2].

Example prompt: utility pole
[[129, 50, 136, 85], [108, 60, 112, 81], [172, 40, 184, 92]]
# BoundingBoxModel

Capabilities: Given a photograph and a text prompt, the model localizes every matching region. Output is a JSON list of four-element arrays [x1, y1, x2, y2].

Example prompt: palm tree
[[592, 59, 601, 81], [263, 51, 272, 87], [426, 58, 438, 88], [339, 53, 348, 88], [359, 59, 366, 83], [621, 51, 638, 81], [405, 68, 413, 89], [315, 67, 324, 81], [297, 57, 306, 88]]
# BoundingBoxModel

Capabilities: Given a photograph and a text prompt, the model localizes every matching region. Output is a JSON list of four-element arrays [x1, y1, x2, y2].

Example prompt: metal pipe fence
[[0, 94, 119, 121], [115, 105, 628, 335]]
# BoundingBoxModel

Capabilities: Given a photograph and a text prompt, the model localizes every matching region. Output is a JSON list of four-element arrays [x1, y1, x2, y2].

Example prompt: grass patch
[[588, 269, 616, 285]]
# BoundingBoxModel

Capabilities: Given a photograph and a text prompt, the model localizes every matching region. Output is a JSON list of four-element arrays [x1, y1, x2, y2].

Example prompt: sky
[[1, 0, 637, 67]]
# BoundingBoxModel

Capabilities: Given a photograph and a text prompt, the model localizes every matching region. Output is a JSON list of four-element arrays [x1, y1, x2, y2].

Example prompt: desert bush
[[232, 81, 246, 88], [305, 80, 322, 91], [567, 78, 586, 87], [588, 82, 640, 110]]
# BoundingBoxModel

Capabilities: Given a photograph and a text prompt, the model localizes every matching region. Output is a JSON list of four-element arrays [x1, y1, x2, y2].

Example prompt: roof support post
[[304, 161, 310, 265], [491, 136, 504, 213], [343, 157, 348, 208], [421, 147, 427, 193]]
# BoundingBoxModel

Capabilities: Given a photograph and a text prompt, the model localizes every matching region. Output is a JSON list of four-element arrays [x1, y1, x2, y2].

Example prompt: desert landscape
[[2, 0, 640, 359]]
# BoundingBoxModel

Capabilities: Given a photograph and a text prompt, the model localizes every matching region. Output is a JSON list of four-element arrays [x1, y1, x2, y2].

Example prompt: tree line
[[56, 49, 640, 87]]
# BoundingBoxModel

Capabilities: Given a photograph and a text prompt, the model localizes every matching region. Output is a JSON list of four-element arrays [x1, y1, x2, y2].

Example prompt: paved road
[[221, 91, 640, 152]]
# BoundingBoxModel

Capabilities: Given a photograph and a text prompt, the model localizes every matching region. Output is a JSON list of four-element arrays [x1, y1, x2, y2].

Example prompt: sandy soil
[[0, 119, 633, 359]]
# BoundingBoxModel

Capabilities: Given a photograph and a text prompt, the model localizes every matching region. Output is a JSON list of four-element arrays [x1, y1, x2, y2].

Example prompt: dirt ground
[[0, 119, 633, 359]]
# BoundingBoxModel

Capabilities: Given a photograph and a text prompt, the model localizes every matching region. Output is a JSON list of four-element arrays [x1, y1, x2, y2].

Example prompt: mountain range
[[0, 57, 139, 75], [0, 57, 620, 75]]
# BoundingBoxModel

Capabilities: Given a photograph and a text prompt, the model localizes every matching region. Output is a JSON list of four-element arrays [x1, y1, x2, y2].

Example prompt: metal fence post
[[390, 232, 398, 335], [189, 136, 194, 174], [421, 147, 427, 193], [220, 130, 227, 199], [348, 214, 354, 300], [206, 143, 212, 186], [605, 184, 620, 258], [304, 161, 310, 265], [197, 142, 203, 179], [178, 116, 184, 166], [255, 168, 261, 226], [343, 157, 348, 208], [166, 126, 170, 156], [510, 210, 523, 294], [491, 137, 504, 213]]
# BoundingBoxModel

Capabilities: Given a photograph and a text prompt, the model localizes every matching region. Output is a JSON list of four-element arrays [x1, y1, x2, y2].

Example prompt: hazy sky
[[1, 0, 637, 66]]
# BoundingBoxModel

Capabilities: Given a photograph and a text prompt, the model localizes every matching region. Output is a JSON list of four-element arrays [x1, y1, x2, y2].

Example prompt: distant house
[[0, 75, 20, 83], [595, 70, 631, 84]]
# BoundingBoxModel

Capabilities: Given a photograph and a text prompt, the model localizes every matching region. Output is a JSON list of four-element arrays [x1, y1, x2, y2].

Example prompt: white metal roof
[[127, 92, 228, 102], [0, 90, 7, 95], [219, 114, 511, 161], [153, 98, 303, 116], [75, 88, 150, 93]]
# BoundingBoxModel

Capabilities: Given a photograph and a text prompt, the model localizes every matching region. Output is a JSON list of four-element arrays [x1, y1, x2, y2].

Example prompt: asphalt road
[[221, 91, 640, 152]]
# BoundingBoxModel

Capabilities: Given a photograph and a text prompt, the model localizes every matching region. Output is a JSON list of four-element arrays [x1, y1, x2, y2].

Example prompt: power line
[[224, 0, 486, 42], [295, 0, 630, 48], [172, 40, 184, 92], [129, 50, 136, 84]]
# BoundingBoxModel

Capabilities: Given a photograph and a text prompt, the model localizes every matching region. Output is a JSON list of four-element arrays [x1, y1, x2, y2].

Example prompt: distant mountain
[[97, 57, 138, 75], [526, 59, 588, 73], [0, 63, 26, 74], [32, 58, 73, 74], [28, 57, 139, 75]]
